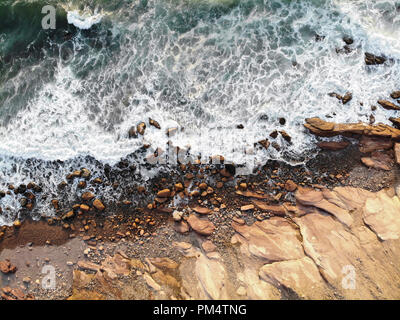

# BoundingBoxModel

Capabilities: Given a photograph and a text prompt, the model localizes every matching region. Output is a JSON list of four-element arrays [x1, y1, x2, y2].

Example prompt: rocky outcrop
[[304, 117, 400, 140], [365, 52, 386, 65], [68, 186, 400, 300], [378, 100, 400, 111]]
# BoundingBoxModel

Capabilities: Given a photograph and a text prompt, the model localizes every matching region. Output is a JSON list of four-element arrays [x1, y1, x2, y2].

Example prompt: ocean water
[[0, 0, 400, 224]]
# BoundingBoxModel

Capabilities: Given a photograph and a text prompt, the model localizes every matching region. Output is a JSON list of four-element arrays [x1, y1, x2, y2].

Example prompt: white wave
[[2, 0, 400, 171], [67, 10, 103, 29]]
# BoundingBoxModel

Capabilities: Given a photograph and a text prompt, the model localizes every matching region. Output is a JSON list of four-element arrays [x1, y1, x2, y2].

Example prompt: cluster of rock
[[305, 116, 400, 170], [68, 184, 400, 300], [0, 259, 34, 300]]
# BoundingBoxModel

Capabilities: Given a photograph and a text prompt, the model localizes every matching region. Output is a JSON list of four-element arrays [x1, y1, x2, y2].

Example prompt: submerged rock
[[365, 52, 386, 65]]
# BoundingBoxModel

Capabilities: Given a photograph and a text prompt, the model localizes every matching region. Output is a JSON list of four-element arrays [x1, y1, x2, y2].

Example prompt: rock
[[175, 221, 189, 234], [363, 190, 400, 240], [235, 190, 272, 200], [284, 180, 297, 192], [202, 240, 216, 253], [342, 92, 352, 104], [63, 211, 75, 219], [378, 100, 400, 111], [148, 257, 179, 270], [359, 136, 393, 153], [149, 118, 161, 129], [81, 168, 91, 179], [199, 183, 208, 190], [157, 189, 171, 198], [259, 257, 325, 299], [391, 91, 400, 99], [232, 217, 304, 262], [390, 117, 400, 128], [395, 143, 400, 165], [328, 92, 352, 104], [258, 139, 270, 150], [175, 183, 183, 191], [304, 117, 400, 140], [279, 131, 292, 143], [295, 187, 354, 227], [241, 204, 254, 211], [80, 204, 90, 212], [219, 168, 232, 177], [251, 201, 286, 216], [272, 142, 280, 151], [187, 214, 215, 236], [82, 192, 95, 201], [365, 52, 386, 65], [192, 206, 212, 215], [343, 36, 354, 45], [22, 277, 31, 284], [0, 260, 17, 274], [317, 141, 350, 150], [361, 151, 393, 171], [93, 199, 105, 211], [137, 122, 146, 135], [167, 127, 178, 137], [13, 220, 21, 228]]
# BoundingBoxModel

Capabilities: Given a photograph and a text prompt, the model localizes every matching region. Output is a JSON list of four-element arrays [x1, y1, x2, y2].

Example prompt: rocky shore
[[1, 87, 400, 299]]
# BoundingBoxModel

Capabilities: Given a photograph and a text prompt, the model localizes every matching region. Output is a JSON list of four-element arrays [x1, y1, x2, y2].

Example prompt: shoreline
[[1, 116, 399, 299]]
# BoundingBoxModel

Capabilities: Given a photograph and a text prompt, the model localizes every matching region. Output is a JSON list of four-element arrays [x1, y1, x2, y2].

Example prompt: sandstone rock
[[258, 139, 270, 150], [149, 118, 161, 129], [82, 192, 95, 201], [175, 221, 190, 234], [279, 131, 292, 143], [187, 214, 215, 236], [259, 257, 325, 299], [317, 141, 350, 150], [395, 143, 400, 165], [359, 136, 393, 153], [192, 206, 212, 215], [284, 180, 297, 192], [342, 92, 352, 104], [295, 187, 353, 227], [235, 190, 271, 200], [378, 100, 400, 111], [391, 91, 400, 99], [148, 257, 179, 270], [202, 241, 217, 253], [363, 190, 400, 240], [232, 217, 304, 262], [0, 260, 17, 274], [13, 220, 21, 228], [361, 151, 393, 171], [240, 204, 254, 211], [166, 127, 178, 137], [251, 201, 286, 216], [304, 117, 400, 140], [137, 122, 146, 135], [157, 189, 171, 198], [365, 52, 386, 65], [390, 117, 400, 128], [93, 199, 105, 211]]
